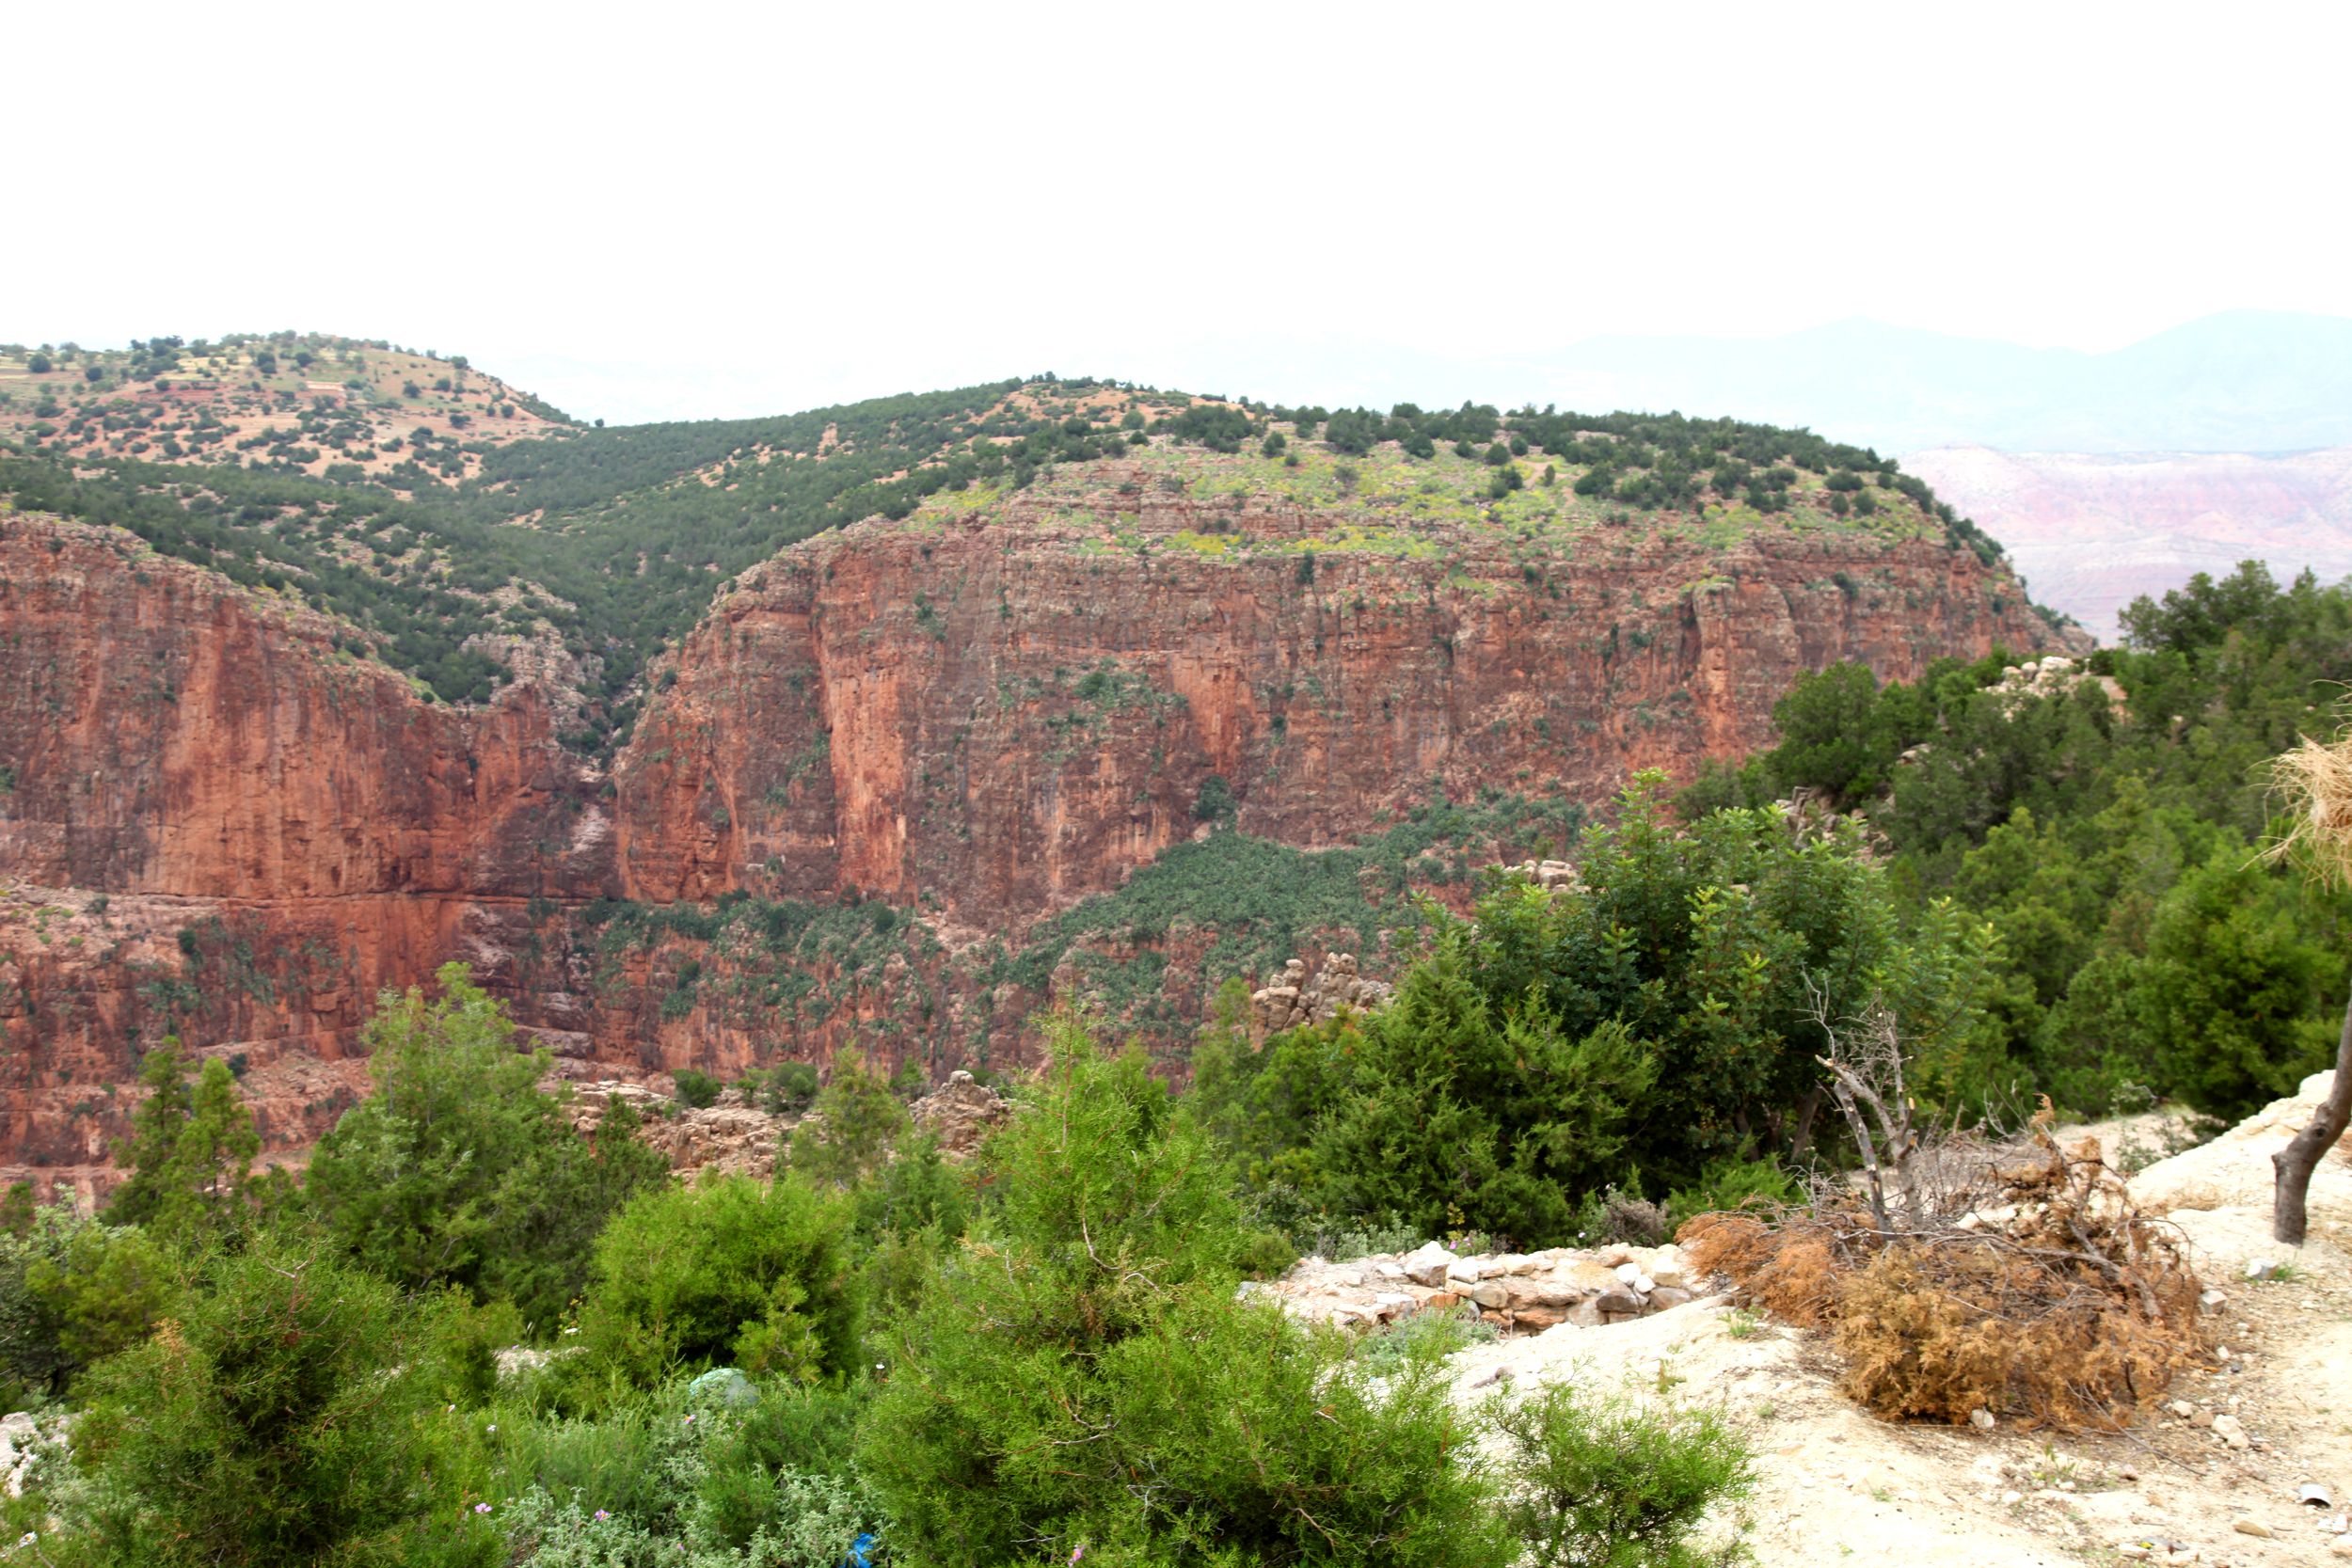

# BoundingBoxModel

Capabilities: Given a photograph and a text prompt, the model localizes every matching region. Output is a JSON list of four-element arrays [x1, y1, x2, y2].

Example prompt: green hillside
[[0, 361, 2031, 746]]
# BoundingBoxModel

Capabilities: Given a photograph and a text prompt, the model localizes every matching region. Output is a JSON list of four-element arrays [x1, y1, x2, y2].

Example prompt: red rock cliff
[[612, 462, 2063, 916], [0, 455, 2068, 1190]]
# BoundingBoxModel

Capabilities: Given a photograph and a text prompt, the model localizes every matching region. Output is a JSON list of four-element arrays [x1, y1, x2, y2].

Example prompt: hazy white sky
[[11, 1, 2349, 424]]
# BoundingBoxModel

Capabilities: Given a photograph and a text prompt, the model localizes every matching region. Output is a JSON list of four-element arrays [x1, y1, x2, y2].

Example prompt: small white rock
[[1969, 1408, 1996, 1430]]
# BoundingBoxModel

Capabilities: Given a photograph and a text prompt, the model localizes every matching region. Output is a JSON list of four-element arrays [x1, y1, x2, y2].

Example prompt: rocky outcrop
[[0, 516, 596, 901], [1982, 653, 2127, 714], [909, 1069, 1011, 1159], [560, 1079, 787, 1180], [613, 467, 2068, 914], [1253, 1239, 1703, 1334], [1251, 953, 1391, 1037]]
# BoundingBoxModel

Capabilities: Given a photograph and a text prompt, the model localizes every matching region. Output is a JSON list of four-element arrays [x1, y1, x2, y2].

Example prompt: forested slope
[[1691, 561, 2352, 1120]]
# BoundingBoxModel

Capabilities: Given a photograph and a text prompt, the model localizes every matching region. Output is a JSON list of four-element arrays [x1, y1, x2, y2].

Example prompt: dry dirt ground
[[1443, 1077, 2352, 1566]]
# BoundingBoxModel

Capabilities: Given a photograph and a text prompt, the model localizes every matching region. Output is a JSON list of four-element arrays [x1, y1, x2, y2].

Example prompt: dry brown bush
[[1680, 1131, 2206, 1429], [1680, 1211, 1841, 1325]]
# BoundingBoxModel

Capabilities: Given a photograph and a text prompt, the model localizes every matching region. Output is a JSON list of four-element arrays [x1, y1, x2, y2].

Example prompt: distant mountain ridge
[[1508, 311, 2352, 456], [1905, 444, 2352, 641]]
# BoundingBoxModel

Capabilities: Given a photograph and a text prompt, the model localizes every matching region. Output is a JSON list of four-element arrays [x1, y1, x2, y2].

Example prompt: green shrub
[[743, 1060, 821, 1114], [671, 1069, 722, 1109], [1492, 1383, 1755, 1567], [0, 1205, 173, 1403], [309, 964, 670, 1332], [789, 1048, 909, 1189], [64, 1241, 495, 1567], [576, 1174, 858, 1389], [494, 1381, 874, 1567], [1305, 949, 1655, 1246], [104, 1039, 258, 1244], [1195, 774, 1998, 1243], [860, 1023, 1502, 1566]]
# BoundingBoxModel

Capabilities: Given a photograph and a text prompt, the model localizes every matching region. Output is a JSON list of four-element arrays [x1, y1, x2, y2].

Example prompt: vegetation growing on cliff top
[[1689, 560, 2352, 1122], [0, 362, 2027, 723]]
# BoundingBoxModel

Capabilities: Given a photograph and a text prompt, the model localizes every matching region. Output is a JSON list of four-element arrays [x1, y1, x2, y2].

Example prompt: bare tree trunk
[[2273, 974, 2352, 1245]]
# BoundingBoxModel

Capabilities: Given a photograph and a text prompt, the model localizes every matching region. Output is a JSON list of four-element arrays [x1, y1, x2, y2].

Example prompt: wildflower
[[486, 1423, 497, 1433], [474, 1503, 493, 1514], [683, 1413, 695, 1424], [1071, 1547, 1086, 1565], [594, 1510, 611, 1521], [17, 1533, 37, 1547]]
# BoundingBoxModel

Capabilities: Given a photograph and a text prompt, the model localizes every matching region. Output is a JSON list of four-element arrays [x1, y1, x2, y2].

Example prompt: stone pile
[[1252, 953, 1393, 1036], [1252, 1239, 1702, 1334], [0, 1410, 51, 1497], [909, 1069, 1011, 1159], [562, 1078, 783, 1178], [1986, 654, 2127, 713], [1502, 859, 1580, 891], [558, 1065, 1013, 1179]]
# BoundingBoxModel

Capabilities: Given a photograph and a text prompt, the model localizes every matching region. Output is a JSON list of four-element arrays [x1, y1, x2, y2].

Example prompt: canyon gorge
[[0, 439, 2070, 1196]]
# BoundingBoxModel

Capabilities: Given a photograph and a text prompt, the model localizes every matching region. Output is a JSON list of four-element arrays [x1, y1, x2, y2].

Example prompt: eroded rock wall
[[0, 478, 2068, 1190], [614, 483, 2061, 914]]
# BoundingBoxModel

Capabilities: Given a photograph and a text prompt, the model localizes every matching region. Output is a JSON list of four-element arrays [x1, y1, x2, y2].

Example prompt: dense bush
[[575, 1174, 859, 1389], [308, 964, 670, 1332], [1195, 775, 2000, 1243], [860, 1023, 1502, 1566], [671, 1068, 722, 1109], [63, 1241, 494, 1567], [0, 1205, 172, 1404], [1694, 561, 2352, 1117], [495, 1381, 876, 1567]]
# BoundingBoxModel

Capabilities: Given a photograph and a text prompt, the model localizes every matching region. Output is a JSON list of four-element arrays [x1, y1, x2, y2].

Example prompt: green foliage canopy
[[307, 963, 670, 1331]]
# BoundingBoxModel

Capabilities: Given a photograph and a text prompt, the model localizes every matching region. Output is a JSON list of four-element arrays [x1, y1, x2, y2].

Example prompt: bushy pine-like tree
[[106, 1039, 259, 1243], [574, 1174, 860, 1388], [307, 963, 669, 1332], [67, 1242, 495, 1567], [860, 1022, 1502, 1567]]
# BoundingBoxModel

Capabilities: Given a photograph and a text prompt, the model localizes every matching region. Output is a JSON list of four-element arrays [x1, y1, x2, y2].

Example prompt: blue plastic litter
[[842, 1530, 878, 1567]]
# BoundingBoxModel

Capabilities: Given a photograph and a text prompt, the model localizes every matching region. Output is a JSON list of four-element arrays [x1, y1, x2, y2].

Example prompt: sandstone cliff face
[[0, 459, 2068, 1189], [613, 465, 2064, 916], [0, 515, 603, 1195], [0, 515, 599, 901]]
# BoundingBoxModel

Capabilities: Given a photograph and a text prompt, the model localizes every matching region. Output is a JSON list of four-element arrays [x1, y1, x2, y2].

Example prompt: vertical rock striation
[[0, 460, 2069, 1189]]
